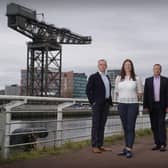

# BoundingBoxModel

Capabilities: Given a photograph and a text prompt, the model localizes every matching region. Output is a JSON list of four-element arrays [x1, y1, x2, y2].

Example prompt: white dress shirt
[[99, 71, 110, 99]]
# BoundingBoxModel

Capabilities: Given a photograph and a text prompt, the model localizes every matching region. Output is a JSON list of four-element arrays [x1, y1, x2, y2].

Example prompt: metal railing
[[0, 95, 150, 159]]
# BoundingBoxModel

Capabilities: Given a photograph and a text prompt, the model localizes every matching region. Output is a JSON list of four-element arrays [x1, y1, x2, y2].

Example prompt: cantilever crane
[[6, 3, 91, 97]]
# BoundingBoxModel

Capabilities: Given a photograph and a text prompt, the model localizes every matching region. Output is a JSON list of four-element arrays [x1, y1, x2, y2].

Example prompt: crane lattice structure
[[6, 3, 91, 96]]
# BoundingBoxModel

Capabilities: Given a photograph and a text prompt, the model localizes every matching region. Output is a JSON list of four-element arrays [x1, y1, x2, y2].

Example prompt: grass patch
[[104, 134, 124, 145], [0, 140, 91, 163], [104, 128, 152, 145], [0, 128, 152, 163], [136, 128, 152, 137]]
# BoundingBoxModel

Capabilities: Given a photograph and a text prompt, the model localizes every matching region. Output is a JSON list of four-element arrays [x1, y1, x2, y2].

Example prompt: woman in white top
[[115, 59, 143, 158]]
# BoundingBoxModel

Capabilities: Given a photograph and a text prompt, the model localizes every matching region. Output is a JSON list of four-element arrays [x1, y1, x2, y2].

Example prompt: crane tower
[[6, 3, 91, 96]]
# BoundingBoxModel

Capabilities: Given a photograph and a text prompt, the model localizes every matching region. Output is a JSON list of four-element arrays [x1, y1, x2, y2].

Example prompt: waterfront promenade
[[1, 135, 168, 168]]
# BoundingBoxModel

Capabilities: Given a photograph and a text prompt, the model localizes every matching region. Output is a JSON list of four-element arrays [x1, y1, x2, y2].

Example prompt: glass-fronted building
[[73, 73, 87, 98]]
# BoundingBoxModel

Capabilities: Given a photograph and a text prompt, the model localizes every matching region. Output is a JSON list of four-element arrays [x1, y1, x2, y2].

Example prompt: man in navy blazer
[[86, 59, 113, 153], [143, 64, 168, 152]]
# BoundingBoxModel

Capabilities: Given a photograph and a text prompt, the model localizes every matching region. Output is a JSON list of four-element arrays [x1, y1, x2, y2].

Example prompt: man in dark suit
[[86, 59, 113, 153], [143, 64, 168, 152]]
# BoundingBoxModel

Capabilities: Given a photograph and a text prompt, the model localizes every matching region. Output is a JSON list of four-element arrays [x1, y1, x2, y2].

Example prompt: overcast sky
[[0, 0, 168, 89]]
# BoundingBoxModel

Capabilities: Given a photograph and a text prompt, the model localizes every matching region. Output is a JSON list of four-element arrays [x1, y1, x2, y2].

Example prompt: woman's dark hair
[[120, 59, 136, 81]]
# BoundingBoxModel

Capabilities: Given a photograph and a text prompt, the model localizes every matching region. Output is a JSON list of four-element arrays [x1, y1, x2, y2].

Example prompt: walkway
[[0, 135, 168, 168]]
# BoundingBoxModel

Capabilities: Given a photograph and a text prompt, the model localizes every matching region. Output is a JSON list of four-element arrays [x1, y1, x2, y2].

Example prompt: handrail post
[[1, 108, 11, 159], [139, 102, 144, 129], [56, 101, 76, 146], [1, 100, 26, 159], [57, 105, 63, 146]]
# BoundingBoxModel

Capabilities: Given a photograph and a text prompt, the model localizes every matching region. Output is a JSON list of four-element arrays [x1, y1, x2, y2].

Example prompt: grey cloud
[[3, 0, 168, 10], [1, 0, 168, 89]]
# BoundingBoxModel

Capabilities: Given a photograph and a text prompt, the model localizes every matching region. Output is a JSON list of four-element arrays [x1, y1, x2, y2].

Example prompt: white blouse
[[114, 75, 143, 103]]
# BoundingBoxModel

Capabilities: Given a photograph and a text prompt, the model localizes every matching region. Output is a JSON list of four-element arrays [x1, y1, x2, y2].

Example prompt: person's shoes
[[118, 148, 127, 156], [152, 146, 160, 151], [126, 150, 133, 158], [99, 146, 112, 152], [92, 147, 102, 153], [160, 145, 166, 152]]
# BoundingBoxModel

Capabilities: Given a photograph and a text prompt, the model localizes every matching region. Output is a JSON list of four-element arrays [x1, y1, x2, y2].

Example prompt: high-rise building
[[20, 69, 27, 96], [107, 69, 120, 99], [5, 84, 20, 95], [61, 71, 73, 98], [20, 69, 60, 96], [73, 73, 87, 98], [21, 69, 87, 98], [61, 71, 87, 98], [0, 89, 5, 95]]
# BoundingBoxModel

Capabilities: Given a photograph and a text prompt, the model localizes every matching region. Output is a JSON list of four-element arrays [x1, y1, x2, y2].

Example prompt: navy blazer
[[143, 76, 168, 111], [86, 72, 113, 106]]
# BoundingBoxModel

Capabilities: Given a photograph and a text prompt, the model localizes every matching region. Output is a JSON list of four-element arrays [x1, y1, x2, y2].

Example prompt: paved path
[[1, 136, 168, 168]]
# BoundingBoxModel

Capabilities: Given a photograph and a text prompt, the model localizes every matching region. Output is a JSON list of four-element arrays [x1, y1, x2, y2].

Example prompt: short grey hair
[[153, 64, 162, 71], [98, 59, 107, 65]]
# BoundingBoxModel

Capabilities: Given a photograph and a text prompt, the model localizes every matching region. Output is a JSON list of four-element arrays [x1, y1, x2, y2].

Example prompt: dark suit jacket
[[143, 76, 168, 111], [86, 72, 113, 106]]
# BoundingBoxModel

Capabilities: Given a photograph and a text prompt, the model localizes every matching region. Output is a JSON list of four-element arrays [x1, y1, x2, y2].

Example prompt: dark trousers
[[150, 102, 167, 147], [91, 102, 109, 147], [118, 103, 139, 148]]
